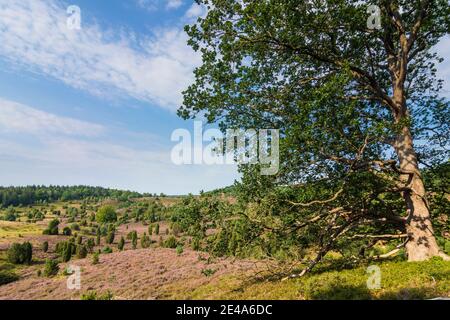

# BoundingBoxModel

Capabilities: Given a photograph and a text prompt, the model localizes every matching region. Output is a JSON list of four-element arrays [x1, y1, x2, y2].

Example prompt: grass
[[176, 258, 450, 300], [0, 221, 43, 241]]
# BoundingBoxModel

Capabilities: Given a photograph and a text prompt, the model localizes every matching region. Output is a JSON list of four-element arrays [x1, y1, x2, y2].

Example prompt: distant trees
[[0, 185, 142, 207], [96, 206, 117, 224]]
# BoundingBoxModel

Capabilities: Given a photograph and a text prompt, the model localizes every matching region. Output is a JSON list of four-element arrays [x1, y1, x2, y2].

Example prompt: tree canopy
[[180, 0, 450, 270]]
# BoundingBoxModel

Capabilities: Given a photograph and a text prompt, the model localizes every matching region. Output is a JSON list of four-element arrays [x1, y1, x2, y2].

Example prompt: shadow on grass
[[306, 284, 439, 300]]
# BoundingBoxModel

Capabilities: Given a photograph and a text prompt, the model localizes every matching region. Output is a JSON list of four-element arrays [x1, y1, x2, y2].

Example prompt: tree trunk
[[394, 126, 446, 261]]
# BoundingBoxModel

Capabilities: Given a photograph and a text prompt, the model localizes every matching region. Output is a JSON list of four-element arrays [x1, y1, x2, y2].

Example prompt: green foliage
[[176, 245, 184, 256], [0, 185, 141, 207], [105, 232, 114, 245], [0, 271, 19, 285], [102, 246, 113, 254], [7, 242, 32, 265], [92, 252, 99, 265], [43, 259, 59, 277], [43, 219, 59, 235], [2, 209, 17, 221], [80, 290, 113, 300], [86, 238, 95, 253], [62, 227, 72, 236], [56, 241, 74, 262], [76, 245, 88, 259], [42, 241, 49, 253], [131, 231, 138, 249], [140, 233, 150, 248], [154, 223, 160, 235], [163, 236, 177, 249], [178, 0, 450, 267], [201, 268, 217, 277], [96, 206, 117, 224], [118, 236, 125, 251]]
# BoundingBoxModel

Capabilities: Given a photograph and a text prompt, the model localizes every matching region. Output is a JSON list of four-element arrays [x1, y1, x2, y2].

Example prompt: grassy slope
[[178, 259, 450, 300]]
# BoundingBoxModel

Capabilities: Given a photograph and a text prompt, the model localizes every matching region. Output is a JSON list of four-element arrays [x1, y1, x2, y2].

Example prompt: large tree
[[180, 0, 449, 265]]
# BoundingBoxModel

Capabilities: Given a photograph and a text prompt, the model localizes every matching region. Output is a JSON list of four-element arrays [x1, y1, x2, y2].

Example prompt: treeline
[[0, 186, 142, 207]]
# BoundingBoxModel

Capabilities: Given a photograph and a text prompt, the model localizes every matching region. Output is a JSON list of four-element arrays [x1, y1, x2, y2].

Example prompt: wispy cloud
[[0, 0, 200, 110], [0, 98, 105, 137], [137, 0, 184, 11]]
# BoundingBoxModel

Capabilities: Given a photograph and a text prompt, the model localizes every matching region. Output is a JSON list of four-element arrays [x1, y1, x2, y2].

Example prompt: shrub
[[192, 237, 201, 251], [76, 235, 83, 245], [163, 236, 177, 249], [43, 219, 59, 235], [42, 241, 49, 253], [118, 237, 125, 251], [0, 271, 19, 285], [96, 233, 101, 246], [154, 224, 160, 235], [106, 231, 115, 244], [96, 206, 117, 223], [201, 268, 217, 277], [7, 242, 32, 264], [102, 246, 113, 254], [81, 290, 113, 300], [3, 210, 16, 221], [56, 241, 74, 262], [445, 241, 450, 255], [86, 238, 95, 252], [131, 231, 138, 249], [92, 252, 100, 265], [148, 225, 153, 235], [63, 227, 72, 236], [76, 245, 88, 259], [176, 245, 184, 256], [172, 223, 182, 237], [141, 233, 150, 248], [43, 259, 59, 277], [71, 223, 80, 231]]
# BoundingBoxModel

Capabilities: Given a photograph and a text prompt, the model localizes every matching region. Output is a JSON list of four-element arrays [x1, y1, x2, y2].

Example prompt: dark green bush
[[102, 246, 113, 254], [42, 241, 49, 253], [163, 236, 177, 249], [7, 242, 32, 264], [43, 219, 59, 235], [63, 226, 72, 236], [76, 245, 88, 259], [118, 237, 125, 251], [0, 271, 19, 285], [43, 259, 59, 277]]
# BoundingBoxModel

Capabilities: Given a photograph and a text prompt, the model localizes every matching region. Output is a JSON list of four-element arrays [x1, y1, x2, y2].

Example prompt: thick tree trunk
[[394, 127, 446, 261]]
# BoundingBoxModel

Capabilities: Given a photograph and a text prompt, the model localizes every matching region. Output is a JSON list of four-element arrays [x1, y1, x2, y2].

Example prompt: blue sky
[[0, 0, 239, 194], [0, 0, 448, 194]]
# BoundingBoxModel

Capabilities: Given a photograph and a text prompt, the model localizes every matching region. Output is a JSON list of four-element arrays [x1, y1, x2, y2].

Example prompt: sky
[[0, 0, 448, 194]]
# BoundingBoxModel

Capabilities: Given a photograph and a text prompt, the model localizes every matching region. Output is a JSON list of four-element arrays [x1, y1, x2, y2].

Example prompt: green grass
[[0, 221, 43, 241], [177, 258, 450, 300]]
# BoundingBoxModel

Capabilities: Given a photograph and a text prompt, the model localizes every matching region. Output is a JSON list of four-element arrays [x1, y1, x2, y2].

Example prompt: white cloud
[[166, 0, 184, 10], [0, 97, 239, 194], [137, 0, 183, 11], [0, 98, 105, 137], [185, 2, 208, 19], [0, 0, 201, 110]]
